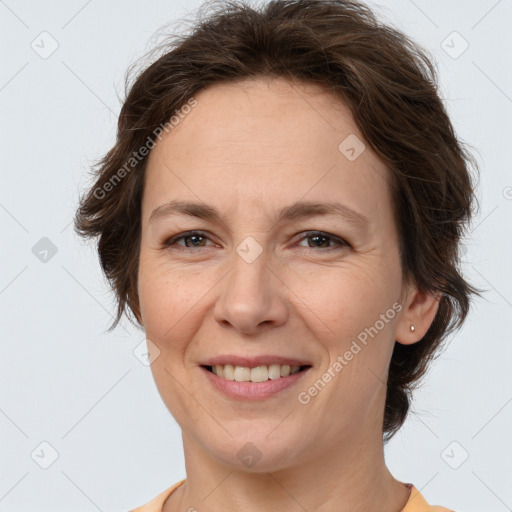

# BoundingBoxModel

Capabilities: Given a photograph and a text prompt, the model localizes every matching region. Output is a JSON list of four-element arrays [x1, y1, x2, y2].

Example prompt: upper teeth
[[211, 364, 302, 382]]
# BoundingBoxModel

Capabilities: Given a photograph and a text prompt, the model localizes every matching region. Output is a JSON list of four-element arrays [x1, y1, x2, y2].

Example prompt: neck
[[164, 422, 410, 512]]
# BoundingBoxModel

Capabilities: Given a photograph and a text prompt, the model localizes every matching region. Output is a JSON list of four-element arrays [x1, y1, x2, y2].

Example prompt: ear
[[396, 285, 442, 345]]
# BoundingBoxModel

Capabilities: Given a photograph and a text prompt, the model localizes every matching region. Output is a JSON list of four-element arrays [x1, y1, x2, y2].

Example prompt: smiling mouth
[[201, 364, 312, 382]]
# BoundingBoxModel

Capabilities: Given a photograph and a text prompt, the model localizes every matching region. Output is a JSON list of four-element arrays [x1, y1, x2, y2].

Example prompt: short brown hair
[[74, 0, 481, 442]]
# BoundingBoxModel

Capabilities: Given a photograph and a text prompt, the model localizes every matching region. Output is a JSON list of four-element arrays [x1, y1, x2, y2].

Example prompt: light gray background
[[1, 0, 511, 511]]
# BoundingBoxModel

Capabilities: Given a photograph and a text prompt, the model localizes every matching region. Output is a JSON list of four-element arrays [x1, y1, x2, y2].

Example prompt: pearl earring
[[410, 325, 415, 332]]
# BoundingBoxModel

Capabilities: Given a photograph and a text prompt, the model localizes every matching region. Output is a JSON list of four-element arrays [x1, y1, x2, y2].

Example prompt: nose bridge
[[214, 236, 288, 333]]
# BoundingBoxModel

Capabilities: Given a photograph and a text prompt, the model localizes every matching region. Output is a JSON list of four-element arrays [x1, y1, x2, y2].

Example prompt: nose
[[213, 247, 289, 335]]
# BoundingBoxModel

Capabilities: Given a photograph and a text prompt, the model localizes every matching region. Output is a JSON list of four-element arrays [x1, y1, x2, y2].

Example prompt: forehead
[[142, 77, 392, 228]]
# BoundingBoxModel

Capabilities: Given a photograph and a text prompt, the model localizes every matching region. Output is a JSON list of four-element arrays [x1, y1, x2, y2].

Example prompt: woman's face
[[137, 78, 428, 470]]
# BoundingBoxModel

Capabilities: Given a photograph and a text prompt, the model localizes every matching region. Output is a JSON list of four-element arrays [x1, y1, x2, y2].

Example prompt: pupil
[[310, 235, 329, 248], [186, 235, 204, 247]]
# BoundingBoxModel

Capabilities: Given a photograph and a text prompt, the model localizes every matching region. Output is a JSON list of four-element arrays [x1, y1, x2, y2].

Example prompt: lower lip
[[200, 366, 310, 400]]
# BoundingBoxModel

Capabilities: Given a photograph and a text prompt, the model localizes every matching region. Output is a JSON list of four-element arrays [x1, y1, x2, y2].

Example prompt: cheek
[[290, 259, 393, 333], [137, 256, 217, 369], [138, 254, 197, 327], [291, 258, 400, 385]]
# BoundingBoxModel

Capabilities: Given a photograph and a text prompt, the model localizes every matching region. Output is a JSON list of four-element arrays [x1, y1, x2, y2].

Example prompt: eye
[[162, 230, 350, 252], [163, 231, 215, 250], [296, 231, 350, 251]]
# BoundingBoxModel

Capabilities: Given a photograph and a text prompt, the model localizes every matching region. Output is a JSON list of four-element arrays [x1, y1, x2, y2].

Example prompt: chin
[[204, 429, 309, 473]]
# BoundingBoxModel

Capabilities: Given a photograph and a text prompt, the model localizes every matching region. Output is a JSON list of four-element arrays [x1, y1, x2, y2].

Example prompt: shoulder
[[402, 484, 456, 512], [129, 479, 186, 512]]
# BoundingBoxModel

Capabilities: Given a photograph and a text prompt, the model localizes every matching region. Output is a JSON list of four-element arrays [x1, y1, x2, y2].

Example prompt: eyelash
[[162, 230, 350, 253]]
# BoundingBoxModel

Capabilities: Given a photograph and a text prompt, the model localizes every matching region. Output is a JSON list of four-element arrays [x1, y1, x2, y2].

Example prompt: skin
[[136, 77, 440, 512]]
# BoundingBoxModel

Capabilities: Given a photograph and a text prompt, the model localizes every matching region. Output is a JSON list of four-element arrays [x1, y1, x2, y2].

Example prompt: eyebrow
[[148, 199, 370, 230]]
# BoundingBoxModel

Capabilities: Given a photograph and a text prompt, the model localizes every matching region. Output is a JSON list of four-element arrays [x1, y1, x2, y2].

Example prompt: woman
[[74, 0, 480, 510]]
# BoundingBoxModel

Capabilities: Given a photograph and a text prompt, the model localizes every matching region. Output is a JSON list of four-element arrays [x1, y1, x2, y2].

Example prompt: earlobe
[[396, 288, 442, 345]]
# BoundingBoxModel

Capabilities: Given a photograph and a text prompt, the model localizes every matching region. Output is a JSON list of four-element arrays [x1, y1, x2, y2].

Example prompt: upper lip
[[201, 355, 313, 368]]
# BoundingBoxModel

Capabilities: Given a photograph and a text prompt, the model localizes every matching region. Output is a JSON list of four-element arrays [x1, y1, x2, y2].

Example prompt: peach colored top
[[129, 479, 455, 511]]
